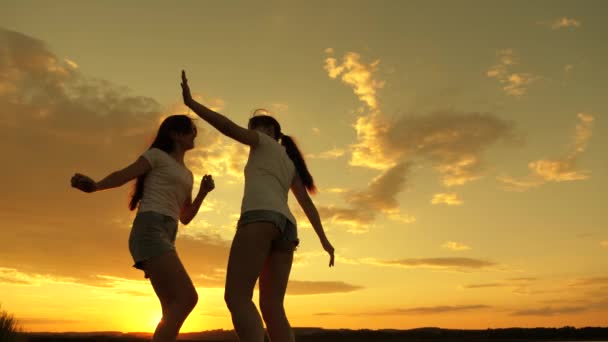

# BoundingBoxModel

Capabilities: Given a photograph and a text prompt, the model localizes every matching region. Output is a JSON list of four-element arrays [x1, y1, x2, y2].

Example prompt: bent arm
[[95, 156, 151, 191], [180, 189, 209, 225]]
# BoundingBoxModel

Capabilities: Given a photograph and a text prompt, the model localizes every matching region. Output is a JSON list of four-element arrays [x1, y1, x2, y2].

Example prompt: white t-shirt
[[138, 148, 193, 221], [241, 131, 297, 225]]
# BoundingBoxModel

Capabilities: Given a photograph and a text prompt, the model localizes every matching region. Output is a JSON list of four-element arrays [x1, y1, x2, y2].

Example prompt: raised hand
[[71, 173, 97, 193], [321, 238, 335, 267], [181, 70, 193, 105], [201, 174, 215, 193]]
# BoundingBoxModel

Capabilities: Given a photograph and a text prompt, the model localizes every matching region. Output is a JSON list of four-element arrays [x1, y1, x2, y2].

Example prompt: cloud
[[441, 241, 470, 251], [564, 64, 574, 76], [511, 306, 587, 316], [64, 58, 79, 70], [270, 103, 289, 113], [464, 283, 510, 289], [287, 280, 363, 295], [388, 305, 491, 315], [161, 100, 249, 183], [17, 318, 83, 325], [322, 50, 516, 231], [315, 305, 492, 316], [498, 113, 594, 191], [568, 277, 608, 287], [486, 49, 537, 97], [550, 17, 582, 30], [0, 28, 241, 286], [389, 111, 516, 186], [325, 52, 517, 179], [508, 277, 537, 282], [367, 257, 497, 271], [315, 163, 415, 232], [432, 193, 463, 206], [307, 147, 346, 160], [323, 51, 384, 110], [463, 278, 535, 292]]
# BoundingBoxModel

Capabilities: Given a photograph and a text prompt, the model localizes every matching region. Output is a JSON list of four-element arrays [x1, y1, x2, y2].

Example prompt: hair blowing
[[129, 115, 195, 211], [248, 114, 317, 194]]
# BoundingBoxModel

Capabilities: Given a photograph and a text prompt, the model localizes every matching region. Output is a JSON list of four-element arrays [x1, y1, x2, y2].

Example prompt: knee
[[178, 288, 198, 315], [186, 289, 199, 312], [260, 298, 284, 322], [224, 289, 248, 312], [224, 290, 237, 311]]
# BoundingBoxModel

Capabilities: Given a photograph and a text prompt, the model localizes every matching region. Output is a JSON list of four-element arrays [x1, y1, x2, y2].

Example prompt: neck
[[170, 146, 186, 164]]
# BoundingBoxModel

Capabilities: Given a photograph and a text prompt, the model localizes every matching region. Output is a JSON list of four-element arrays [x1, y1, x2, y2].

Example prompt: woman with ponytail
[[70, 114, 215, 342], [181, 70, 334, 342]]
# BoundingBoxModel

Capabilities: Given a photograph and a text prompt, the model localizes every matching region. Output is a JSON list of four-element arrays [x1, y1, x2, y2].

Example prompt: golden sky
[[1, 0, 607, 333]]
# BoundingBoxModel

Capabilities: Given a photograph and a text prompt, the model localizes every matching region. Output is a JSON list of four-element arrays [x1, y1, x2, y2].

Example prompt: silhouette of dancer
[[70, 115, 215, 342], [181, 70, 334, 342]]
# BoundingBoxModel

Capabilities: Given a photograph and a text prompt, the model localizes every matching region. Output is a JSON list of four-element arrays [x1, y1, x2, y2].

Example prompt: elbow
[[179, 210, 193, 225]]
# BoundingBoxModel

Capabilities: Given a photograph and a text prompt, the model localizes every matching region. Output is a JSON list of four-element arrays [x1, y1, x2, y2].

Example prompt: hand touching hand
[[181, 70, 193, 105], [70, 173, 97, 193], [201, 174, 215, 193]]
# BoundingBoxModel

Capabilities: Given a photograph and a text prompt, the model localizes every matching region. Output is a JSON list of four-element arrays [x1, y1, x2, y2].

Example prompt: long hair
[[248, 113, 317, 194], [129, 115, 196, 211]]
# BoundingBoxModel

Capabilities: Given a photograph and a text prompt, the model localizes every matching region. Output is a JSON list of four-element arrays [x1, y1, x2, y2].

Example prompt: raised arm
[[71, 156, 151, 193], [291, 174, 335, 267], [181, 70, 259, 147]]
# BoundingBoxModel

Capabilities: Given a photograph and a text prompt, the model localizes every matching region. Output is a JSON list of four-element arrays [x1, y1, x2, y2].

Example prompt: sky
[[1, 0, 607, 333]]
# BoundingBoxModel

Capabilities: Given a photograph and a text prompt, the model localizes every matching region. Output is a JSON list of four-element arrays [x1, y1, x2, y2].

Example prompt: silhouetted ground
[[24, 327, 608, 342]]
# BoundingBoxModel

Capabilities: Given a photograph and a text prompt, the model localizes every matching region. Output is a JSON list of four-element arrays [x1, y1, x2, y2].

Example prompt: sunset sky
[[1, 0, 607, 333]]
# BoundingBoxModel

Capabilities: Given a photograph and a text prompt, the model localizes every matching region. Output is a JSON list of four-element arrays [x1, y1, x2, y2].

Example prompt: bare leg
[[224, 222, 279, 342], [259, 247, 295, 342], [144, 250, 198, 342]]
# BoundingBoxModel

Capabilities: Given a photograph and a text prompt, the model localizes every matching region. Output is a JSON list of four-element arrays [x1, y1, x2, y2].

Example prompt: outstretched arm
[[181, 70, 259, 147], [71, 156, 151, 193], [180, 174, 215, 225], [291, 175, 335, 267]]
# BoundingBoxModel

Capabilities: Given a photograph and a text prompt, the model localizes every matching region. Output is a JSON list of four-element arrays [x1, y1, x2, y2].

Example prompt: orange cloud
[[314, 163, 414, 233], [0, 30, 363, 297], [498, 113, 594, 191], [306, 147, 346, 160], [486, 49, 537, 97], [550, 17, 582, 30], [432, 193, 463, 206], [287, 280, 363, 295], [441, 241, 470, 251], [322, 51, 517, 230], [323, 51, 384, 110], [315, 304, 492, 316], [366, 257, 497, 271], [511, 306, 587, 316]]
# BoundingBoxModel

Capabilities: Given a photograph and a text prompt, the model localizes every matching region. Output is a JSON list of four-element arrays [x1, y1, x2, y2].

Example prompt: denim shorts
[[237, 210, 299, 251], [129, 211, 178, 277]]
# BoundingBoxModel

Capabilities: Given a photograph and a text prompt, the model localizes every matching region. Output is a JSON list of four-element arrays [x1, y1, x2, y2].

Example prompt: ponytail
[[281, 134, 317, 194], [248, 113, 316, 194]]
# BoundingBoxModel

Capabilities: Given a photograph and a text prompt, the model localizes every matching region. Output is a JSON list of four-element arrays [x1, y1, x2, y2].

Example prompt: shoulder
[[142, 148, 168, 167]]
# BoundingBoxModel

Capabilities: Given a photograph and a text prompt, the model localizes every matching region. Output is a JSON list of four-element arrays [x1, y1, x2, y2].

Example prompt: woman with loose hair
[[181, 70, 335, 342], [70, 114, 215, 342]]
